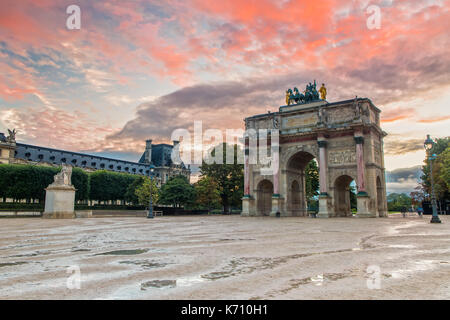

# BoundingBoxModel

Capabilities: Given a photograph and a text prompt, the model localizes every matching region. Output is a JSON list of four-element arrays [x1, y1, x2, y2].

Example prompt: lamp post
[[147, 164, 155, 219], [424, 135, 441, 224]]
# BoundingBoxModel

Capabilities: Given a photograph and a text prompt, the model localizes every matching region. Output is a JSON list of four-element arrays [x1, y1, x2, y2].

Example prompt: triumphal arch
[[241, 82, 388, 218]]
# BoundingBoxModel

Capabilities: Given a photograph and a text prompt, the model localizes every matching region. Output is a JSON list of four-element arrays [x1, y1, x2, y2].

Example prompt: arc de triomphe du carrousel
[[241, 82, 388, 218]]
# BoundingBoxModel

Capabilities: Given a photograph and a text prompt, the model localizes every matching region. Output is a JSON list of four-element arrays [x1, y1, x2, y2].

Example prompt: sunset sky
[[0, 0, 449, 193]]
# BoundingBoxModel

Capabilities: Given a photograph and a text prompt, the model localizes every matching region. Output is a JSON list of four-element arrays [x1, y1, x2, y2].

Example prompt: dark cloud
[[384, 136, 425, 155], [108, 49, 450, 145], [385, 165, 422, 194]]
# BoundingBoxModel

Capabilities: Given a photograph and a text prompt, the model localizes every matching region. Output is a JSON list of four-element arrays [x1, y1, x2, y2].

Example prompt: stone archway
[[333, 175, 354, 217], [285, 151, 315, 216], [256, 180, 273, 216], [242, 95, 388, 218]]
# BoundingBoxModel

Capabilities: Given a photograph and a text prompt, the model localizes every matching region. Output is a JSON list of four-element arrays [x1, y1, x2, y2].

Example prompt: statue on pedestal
[[43, 164, 76, 219], [6, 129, 16, 143], [319, 83, 327, 100], [51, 164, 73, 186]]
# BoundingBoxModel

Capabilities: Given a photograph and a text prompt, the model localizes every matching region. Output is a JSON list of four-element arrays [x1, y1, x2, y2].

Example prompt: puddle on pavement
[[141, 280, 176, 290], [219, 238, 256, 241], [0, 261, 28, 268], [95, 249, 149, 256], [72, 248, 91, 252], [8, 251, 52, 258], [119, 259, 168, 269]]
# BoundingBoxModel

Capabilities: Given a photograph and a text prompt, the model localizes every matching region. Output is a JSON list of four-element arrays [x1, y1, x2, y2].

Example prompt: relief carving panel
[[282, 112, 318, 129], [329, 149, 356, 165]]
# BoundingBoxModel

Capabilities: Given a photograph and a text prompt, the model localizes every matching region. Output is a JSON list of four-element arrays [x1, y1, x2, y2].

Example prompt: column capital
[[317, 140, 327, 148], [354, 136, 364, 144]]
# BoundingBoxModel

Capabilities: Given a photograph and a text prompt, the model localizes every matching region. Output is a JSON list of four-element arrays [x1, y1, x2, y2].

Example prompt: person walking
[[401, 206, 407, 218], [417, 206, 424, 218]]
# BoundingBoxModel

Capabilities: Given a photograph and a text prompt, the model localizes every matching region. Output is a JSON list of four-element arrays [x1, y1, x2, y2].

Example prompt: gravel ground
[[0, 214, 449, 300]]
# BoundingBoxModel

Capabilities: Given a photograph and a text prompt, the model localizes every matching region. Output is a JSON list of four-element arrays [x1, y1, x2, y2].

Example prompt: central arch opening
[[333, 175, 357, 217], [286, 151, 319, 216]]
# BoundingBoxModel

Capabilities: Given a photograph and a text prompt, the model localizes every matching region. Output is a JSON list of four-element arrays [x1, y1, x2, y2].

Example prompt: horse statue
[[286, 87, 305, 105], [304, 81, 320, 103]]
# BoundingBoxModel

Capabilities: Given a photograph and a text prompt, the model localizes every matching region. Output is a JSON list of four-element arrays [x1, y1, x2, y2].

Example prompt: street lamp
[[424, 135, 441, 224], [147, 164, 155, 219]]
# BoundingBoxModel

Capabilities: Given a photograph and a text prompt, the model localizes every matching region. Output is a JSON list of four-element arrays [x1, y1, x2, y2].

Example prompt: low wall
[[92, 210, 147, 217], [0, 211, 42, 218]]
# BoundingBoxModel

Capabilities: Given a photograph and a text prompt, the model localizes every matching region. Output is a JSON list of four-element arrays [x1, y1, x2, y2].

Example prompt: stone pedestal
[[270, 196, 284, 217], [43, 185, 76, 219], [356, 194, 375, 218], [317, 194, 332, 218], [241, 196, 252, 216]]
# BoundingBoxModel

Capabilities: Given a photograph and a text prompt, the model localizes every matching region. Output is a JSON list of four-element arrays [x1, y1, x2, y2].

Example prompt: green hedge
[[0, 202, 45, 212], [0, 164, 89, 202], [0, 164, 141, 203], [89, 170, 139, 202]]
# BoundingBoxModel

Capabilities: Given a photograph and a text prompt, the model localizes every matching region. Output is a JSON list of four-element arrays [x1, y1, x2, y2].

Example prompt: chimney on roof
[[144, 139, 152, 164]]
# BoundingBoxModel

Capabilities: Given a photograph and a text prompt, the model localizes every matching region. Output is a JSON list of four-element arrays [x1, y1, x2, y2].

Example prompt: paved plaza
[[0, 215, 449, 299]]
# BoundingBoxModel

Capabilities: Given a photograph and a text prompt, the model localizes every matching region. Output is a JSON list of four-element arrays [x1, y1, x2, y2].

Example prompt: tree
[[410, 185, 426, 207], [349, 185, 357, 210], [438, 147, 450, 191], [421, 137, 449, 201], [125, 176, 145, 205], [200, 143, 244, 213], [387, 193, 412, 211], [158, 175, 195, 208], [194, 176, 221, 212], [135, 177, 159, 206], [431, 146, 450, 201], [89, 170, 137, 203], [305, 160, 319, 202]]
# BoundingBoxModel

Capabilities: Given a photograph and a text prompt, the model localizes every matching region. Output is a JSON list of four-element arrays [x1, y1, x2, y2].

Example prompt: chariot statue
[[286, 80, 321, 105]]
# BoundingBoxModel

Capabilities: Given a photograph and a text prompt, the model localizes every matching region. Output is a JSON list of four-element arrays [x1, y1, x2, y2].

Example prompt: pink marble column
[[244, 145, 250, 196], [318, 140, 328, 195], [354, 135, 366, 193]]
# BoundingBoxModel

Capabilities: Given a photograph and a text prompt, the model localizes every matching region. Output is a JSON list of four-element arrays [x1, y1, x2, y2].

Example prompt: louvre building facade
[[0, 132, 190, 186]]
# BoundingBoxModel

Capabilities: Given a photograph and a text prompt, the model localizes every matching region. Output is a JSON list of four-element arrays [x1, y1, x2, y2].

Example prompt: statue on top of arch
[[286, 80, 323, 106]]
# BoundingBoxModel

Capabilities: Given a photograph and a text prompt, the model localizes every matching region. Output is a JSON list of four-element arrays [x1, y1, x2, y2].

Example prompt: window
[[61, 158, 66, 163], [71, 159, 77, 164], [91, 162, 96, 167], [50, 156, 55, 161], [38, 154, 44, 160], [81, 161, 87, 166], [109, 164, 114, 169], [100, 163, 105, 168]]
